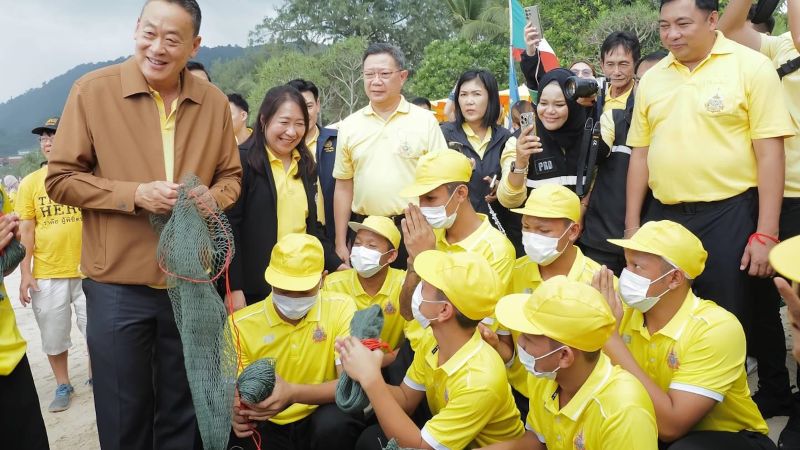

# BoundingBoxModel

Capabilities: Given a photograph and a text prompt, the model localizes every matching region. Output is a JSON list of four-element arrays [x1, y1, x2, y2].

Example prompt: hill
[[0, 45, 246, 156]]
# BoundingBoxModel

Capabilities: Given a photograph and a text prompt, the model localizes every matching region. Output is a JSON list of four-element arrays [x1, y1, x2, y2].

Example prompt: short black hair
[[635, 49, 669, 73], [411, 97, 432, 109], [434, 289, 481, 329], [362, 43, 406, 70], [660, 0, 718, 12], [443, 181, 468, 195], [143, 0, 201, 36], [453, 69, 501, 129], [287, 79, 320, 101], [186, 61, 210, 82], [600, 31, 641, 64], [227, 93, 249, 114], [748, 4, 775, 33]]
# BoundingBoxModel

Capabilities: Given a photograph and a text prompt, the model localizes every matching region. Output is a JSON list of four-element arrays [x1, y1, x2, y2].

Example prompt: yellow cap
[[495, 276, 615, 352], [264, 234, 324, 291], [398, 149, 472, 197], [771, 235, 800, 283], [510, 184, 581, 223], [608, 220, 707, 279], [348, 216, 401, 249], [414, 250, 502, 320]]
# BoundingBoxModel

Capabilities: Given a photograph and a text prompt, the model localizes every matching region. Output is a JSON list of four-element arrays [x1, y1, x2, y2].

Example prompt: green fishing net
[[335, 304, 384, 414], [151, 176, 237, 450], [237, 357, 276, 404], [382, 438, 424, 450]]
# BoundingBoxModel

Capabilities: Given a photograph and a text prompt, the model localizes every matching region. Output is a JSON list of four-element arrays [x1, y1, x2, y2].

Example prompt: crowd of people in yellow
[[2, 0, 800, 449]]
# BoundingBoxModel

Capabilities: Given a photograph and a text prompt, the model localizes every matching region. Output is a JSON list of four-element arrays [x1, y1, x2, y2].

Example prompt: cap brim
[[607, 238, 666, 258], [495, 294, 543, 335], [348, 222, 397, 249], [771, 235, 800, 283], [510, 207, 566, 218], [398, 182, 441, 198], [264, 266, 320, 292], [31, 126, 55, 135]]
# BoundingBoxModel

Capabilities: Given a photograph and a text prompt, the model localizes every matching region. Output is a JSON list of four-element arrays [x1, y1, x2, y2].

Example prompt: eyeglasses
[[362, 70, 401, 81], [571, 69, 594, 77], [39, 135, 54, 143]]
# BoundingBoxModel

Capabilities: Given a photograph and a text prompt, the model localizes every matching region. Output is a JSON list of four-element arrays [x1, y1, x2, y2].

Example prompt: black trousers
[[750, 197, 800, 398], [661, 430, 777, 449], [349, 213, 408, 270], [0, 355, 49, 450], [227, 403, 366, 450], [83, 279, 201, 450], [647, 190, 757, 332]]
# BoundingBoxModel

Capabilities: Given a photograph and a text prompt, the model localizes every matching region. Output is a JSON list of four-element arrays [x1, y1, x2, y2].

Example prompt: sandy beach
[[5, 267, 796, 448]]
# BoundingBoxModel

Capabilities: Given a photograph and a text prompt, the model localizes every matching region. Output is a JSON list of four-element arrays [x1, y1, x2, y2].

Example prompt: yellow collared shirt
[[0, 186, 25, 376], [230, 291, 356, 425], [149, 87, 178, 182], [333, 97, 447, 216], [761, 32, 800, 198], [462, 123, 493, 159], [619, 291, 769, 435], [526, 353, 658, 450], [323, 267, 407, 350], [268, 147, 308, 240], [404, 330, 525, 448], [503, 247, 606, 396], [627, 31, 795, 204], [603, 84, 633, 113]]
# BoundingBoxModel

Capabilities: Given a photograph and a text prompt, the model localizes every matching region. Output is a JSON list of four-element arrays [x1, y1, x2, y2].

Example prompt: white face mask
[[518, 344, 566, 380], [522, 224, 573, 266], [411, 283, 445, 329], [420, 190, 459, 229], [618, 268, 675, 313], [273, 288, 319, 320], [350, 246, 389, 278]]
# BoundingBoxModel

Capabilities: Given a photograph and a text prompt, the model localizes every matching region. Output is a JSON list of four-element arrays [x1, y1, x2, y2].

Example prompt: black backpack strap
[[778, 56, 800, 80], [575, 118, 594, 197]]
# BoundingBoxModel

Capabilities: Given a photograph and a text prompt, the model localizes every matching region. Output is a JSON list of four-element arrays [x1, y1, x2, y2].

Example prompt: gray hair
[[362, 43, 406, 70]]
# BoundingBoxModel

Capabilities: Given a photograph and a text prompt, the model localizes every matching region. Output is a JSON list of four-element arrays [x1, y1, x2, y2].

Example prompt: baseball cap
[[399, 149, 472, 198], [348, 216, 401, 249], [608, 220, 707, 279], [31, 117, 60, 135], [511, 184, 581, 223], [264, 234, 324, 291]]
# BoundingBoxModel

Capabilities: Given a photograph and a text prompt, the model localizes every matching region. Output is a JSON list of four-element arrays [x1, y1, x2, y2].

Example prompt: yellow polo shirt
[[405, 215, 516, 350], [0, 186, 25, 376], [525, 353, 658, 450], [149, 87, 177, 182], [268, 147, 308, 240], [503, 247, 605, 396], [230, 291, 356, 425], [333, 97, 447, 216], [323, 267, 406, 350], [761, 32, 800, 198], [16, 166, 82, 279], [628, 31, 794, 204], [404, 330, 525, 448], [619, 291, 769, 435], [462, 123, 492, 159], [603, 84, 633, 113]]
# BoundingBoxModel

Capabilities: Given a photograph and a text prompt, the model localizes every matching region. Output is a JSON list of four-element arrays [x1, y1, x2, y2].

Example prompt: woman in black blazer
[[227, 85, 340, 308]]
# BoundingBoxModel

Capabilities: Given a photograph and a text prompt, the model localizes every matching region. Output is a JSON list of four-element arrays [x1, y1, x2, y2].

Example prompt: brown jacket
[[46, 57, 242, 286]]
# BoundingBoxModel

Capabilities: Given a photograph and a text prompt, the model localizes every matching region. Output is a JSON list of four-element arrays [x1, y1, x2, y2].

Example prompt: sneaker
[[753, 389, 794, 419], [48, 384, 74, 412]]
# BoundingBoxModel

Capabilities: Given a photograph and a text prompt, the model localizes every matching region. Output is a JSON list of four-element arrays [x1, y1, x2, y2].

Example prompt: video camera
[[565, 76, 608, 102]]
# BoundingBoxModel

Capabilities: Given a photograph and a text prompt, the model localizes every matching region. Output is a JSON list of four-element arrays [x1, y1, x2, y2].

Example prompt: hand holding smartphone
[[525, 5, 542, 34]]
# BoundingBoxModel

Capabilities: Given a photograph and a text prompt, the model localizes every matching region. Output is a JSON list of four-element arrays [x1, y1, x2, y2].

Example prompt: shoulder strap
[[778, 56, 800, 79]]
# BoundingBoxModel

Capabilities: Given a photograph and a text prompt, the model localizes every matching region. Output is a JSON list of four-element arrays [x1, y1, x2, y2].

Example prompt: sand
[[5, 267, 796, 448]]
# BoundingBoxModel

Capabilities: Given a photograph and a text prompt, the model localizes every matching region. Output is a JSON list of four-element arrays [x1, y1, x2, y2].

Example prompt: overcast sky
[[0, 0, 280, 103]]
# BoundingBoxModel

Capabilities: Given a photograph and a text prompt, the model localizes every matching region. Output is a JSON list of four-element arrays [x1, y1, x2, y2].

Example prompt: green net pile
[[336, 304, 384, 414], [237, 357, 276, 404], [151, 176, 237, 450], [382, 438, 423, 450]]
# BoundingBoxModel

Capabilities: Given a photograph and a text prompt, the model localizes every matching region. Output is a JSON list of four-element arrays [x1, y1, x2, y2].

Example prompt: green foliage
[[0, 150, 45, 179], [211, 46, 272, 100], [586, 3, 661, 63], [249, 0, 457, 68], [247, 37, 369, 126], [408, 39, 508, 99]]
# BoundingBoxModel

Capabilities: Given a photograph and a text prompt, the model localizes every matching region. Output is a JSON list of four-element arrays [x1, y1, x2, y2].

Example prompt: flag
[[509, 0, 559, 70]]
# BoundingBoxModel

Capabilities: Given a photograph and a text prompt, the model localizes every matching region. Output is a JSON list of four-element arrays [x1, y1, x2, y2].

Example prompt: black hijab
[[534, 68, 588, 153]]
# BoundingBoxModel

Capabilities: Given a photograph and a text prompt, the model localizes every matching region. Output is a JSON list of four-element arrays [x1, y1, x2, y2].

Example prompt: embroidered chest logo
[[312, 325, 327, 343], [323, 140, 335, 152], [384, 302, 396, 315], [574, 429, 586, 450], [667, 347, 680, 370], [705, 91, 724, 113]]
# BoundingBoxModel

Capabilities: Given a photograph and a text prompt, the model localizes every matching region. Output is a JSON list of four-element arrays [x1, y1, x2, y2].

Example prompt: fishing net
[[336, 304, 389, 414], [237, 357, 276, 404], [151, 175, 237, 450], [382, 438, 424, 450]]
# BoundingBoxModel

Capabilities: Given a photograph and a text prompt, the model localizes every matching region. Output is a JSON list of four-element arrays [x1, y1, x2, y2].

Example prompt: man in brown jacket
[[45, 1, 241, 448]]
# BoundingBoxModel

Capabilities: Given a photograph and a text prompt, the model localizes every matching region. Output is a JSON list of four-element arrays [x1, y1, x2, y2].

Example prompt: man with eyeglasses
[[333, 43, 447, 271], [16, 116, 88, 413]]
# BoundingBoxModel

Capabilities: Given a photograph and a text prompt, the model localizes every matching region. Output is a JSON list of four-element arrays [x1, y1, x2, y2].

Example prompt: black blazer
[[227, 139, 341, 304]]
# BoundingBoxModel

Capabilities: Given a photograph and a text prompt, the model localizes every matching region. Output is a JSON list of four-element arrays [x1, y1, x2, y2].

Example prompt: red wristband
[[748, 232, 780, 246]]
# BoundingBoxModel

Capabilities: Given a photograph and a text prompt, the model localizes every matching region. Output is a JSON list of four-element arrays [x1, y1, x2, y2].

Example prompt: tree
[[248, 0, 457, 68], [586, 3, 661, 61], [407, 39, 508, 100]]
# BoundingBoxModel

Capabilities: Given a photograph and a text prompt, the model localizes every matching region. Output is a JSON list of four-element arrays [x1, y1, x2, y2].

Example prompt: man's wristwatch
[[510, 161, 529, 175]]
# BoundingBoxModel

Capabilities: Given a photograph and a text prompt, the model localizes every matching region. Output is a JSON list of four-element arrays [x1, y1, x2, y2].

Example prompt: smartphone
[[489, 174, 498, 190], [520, 111, 536, 135], [525, 5, 542, 33]]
